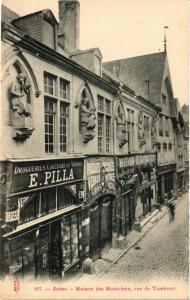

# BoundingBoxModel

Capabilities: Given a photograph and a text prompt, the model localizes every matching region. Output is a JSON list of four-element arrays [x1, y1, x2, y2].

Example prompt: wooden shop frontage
[[1, 157, 85, 280], [83, 156, 116, 261], [116, 153, 157, 236]]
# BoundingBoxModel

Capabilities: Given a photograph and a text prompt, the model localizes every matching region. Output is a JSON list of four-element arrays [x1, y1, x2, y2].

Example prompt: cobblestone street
[[102, 193, 189, 286]]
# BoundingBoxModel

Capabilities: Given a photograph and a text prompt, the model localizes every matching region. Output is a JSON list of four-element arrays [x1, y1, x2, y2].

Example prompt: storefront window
[[9, 237, 23, 276], [9, 232, 35, 279], [41, 188, 56, 216], [23, 233, 35, 280], [57, 187, 74, 210], [61, 213, 80, 271], [20, 194, 39, 224], [38, 225, 49, 278], [71, 214, 79, 261]]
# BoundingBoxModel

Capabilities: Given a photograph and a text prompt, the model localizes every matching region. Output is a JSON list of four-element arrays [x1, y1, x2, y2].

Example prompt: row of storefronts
[[1, 152, 173, 280]]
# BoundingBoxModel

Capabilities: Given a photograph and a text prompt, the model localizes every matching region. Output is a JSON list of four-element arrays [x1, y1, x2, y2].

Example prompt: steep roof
[[103, 52, 166, 104], [1, 4, 20, 24], [12, 9, 58, 27]]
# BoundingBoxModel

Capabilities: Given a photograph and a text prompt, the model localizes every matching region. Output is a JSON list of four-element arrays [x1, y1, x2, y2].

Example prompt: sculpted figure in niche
[[80, 90, 96, 143], [151, 117, 157, 140], [80, 94, 96, 130], [117, 103, 128, 147], [10, 73, 31, 118], [137, 111, 146, 146], [117, 104, 124, 124]]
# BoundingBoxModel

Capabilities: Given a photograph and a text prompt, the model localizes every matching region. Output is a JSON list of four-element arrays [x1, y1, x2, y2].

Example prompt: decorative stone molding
[[12, 116, 34, 141]]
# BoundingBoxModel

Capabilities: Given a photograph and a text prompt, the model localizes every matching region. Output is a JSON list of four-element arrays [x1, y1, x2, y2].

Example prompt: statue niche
[[137, 111, 146, 147], [79, 89, 96, 143], [151, 117, 157, 144], [117, 103, 128, 147], [10, 72, 34, 141]]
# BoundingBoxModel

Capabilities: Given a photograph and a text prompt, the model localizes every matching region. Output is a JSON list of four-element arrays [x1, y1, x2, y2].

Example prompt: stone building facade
[[0, 1, 187, 280], [104, 52, 187, 204]]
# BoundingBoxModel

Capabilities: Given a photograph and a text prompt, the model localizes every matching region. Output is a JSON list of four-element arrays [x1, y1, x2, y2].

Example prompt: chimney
[[58, 0, 80, 53]]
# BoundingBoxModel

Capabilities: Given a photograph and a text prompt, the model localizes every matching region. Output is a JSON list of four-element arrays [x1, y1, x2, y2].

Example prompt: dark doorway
[[90, 196, 113, 261]]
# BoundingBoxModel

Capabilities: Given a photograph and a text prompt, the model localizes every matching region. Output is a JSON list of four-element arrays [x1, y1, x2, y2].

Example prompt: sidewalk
[[77, 192, 187, 281]]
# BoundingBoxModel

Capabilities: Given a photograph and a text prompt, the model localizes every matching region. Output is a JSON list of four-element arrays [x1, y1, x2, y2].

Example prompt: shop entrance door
[[90, 196, 112, 261], [101, 197, 112, 255], [122, 192, 133, 236], [90, 200, 101, 260]]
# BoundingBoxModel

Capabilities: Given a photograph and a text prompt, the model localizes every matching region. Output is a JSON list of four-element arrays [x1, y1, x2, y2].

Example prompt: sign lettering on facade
[[86, 157, 115, 200], [8, 158, 84, 195], [118, 153, 156, 169]]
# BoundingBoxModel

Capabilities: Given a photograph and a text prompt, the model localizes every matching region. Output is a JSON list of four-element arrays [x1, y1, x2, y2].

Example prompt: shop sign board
[[85, 157, 116, 201], [117, 154, 157, 191], [8, 158, 84, 195], [118, 153, 156, 170]]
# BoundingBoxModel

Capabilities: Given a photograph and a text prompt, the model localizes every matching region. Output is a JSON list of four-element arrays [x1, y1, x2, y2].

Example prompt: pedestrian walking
[[167, 201, 175, 222]]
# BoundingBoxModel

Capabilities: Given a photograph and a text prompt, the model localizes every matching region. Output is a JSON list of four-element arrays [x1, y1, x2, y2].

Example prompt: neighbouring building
[[104, 51, 185, 204], [181, 104, 189, 191], [0, 1, 187, 281]]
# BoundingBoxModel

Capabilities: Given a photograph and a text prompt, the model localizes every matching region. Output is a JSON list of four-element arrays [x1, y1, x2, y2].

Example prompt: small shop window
[[9, 237, 23, 276], [57, 187, 74, 210], [41, 188, 56, 216], [23, 233, 35, 279], [61, 212, 80, 271], [9, 232, 35, 279], [38, 225, 49, 278], [20, 194, 40, 224]]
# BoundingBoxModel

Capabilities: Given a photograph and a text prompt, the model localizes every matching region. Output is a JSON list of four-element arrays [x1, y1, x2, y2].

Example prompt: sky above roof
[[2, 0, 189, 105]]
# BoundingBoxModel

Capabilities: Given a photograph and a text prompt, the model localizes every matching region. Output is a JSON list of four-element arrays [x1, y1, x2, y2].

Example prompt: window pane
[[60, 103, 68, 153], [41, 188, 56, 216], [98, 113, 104, 153], [57, 187, 74, 209], [71, 214, 79, 262], [38, 225, 49, 277], [105, 99, 111, 114], [44, 74, 55, 96], [105, 116, 111, 153], [98, 95, 104, 111], [61, 216, 71, 268], [9, 238, 23, 276], [44, 99, 55, 153], [60, 79, 69, 100]]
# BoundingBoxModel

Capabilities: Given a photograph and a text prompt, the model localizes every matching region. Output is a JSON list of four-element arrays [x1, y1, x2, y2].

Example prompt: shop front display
[[177, 170, 185, 193], [2, 158, 84, 280], [117, 153, 157, 230], [157, 164, 176, 202], [90, 196, 113, 260], [85, 157, 116, 261]]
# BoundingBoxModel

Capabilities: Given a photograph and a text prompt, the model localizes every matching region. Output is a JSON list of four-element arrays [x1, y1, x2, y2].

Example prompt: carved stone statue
[[10, 73, 31, 118], [10, 73, 34, 141], [137, 111, 146, 146], [151, 117, 157, 142], [80, 95, 96, 143], [80, 96, 96, 129], [116, 104, 128, 147]]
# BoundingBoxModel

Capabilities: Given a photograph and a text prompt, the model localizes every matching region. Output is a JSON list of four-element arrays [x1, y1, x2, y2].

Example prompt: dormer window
[[12, 9, 58, 50], [94, 55, 102, 76], [43, 19, 56, 49]]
